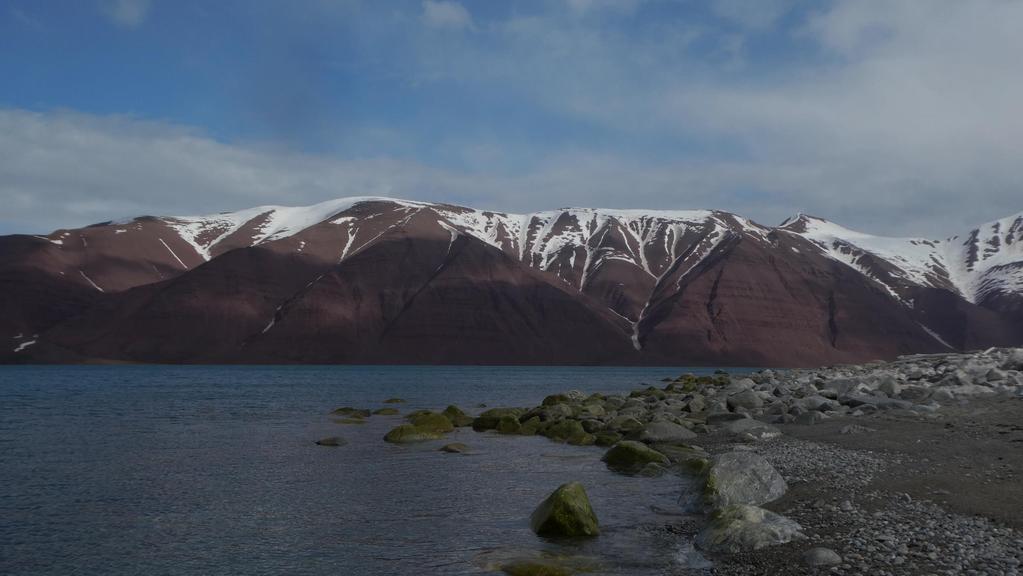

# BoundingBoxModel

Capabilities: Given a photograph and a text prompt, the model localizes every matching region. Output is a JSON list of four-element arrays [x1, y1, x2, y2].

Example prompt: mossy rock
[[332, 418, 367, 425], [373, 407, 401, 416], [497, 415, 523, 435], [383, 398, 406, 404], [331, 407, 371, 418], [593, 431, 622, 447], [407, 411, 455, 434], [566, 433, 595, 446], [530, 482, 600, 537], [473, 407, 525, 431], [601, 441, 669, 474], [519, 416, 542, 436], [384, 424, 444, 443], [315, 436, 347, 446], [442, 405, 474, 427], [542, 394, 573, 406], [541, 419, 587, 443], [501, 561, 573, 576]]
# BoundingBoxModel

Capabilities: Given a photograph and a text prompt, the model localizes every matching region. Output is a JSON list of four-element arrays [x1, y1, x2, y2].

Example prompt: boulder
[[637, 421, 697, 444], [383, 424, 444, 443], [542, 419, 589, 443], [593, 431, 622, 447], [407, 411, 455, 434], [601, 441, 669, 474], [697, 504, 803, 553], [529, 482, 600, 537], [314, 436, 346, 446], [473, 408, 525, 431], [497, 415, 523, 435], [697, 452, 787, 510], [803, 547, 842, 567], [442, 405, 474, 427], [726, 390, 763, 411]]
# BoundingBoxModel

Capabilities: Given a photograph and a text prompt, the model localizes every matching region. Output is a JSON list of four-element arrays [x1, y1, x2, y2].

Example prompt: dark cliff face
[[2, 198, 1021, 366]]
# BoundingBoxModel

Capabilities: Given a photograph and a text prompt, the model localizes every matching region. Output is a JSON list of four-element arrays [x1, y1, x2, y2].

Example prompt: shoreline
[[405, 347, 1023, 574]]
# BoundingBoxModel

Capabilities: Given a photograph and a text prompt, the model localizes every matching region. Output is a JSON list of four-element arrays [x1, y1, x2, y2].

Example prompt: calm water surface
[[0, 365, 722, 575]]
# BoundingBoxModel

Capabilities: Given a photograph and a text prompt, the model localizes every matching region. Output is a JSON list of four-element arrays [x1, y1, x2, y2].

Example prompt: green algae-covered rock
[[407, 411, 455, 434], [314, 436, 347, 446], [696, 504, 803, 553], [383, 424, 444, 443], [530, 482, 600, 537], [593, 431, 622, 447], [331, 407, 371, 418], [541, 419, 588, 443], [473, 407, 526, 431], [566, 433, 595, 446], [442, 405, 474, 427], [383, 398, 406, 404], [497, 415, 523, 435], [373, 407, 401, 416], [519, 416, 542, 436], [440, 442, 469, 453], [601, 440, 669, 474]]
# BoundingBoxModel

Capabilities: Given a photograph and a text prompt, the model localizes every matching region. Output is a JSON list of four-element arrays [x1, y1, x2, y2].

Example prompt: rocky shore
[[329, 348, 1023, 575]]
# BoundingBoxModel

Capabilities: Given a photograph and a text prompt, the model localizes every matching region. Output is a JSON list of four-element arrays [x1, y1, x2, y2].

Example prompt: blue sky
[[2, 0, 1022, 236]]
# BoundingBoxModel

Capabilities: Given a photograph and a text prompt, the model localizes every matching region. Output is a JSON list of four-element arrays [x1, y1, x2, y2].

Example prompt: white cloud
[[101, 0, 151, 29], [422, 0, 473, 30]]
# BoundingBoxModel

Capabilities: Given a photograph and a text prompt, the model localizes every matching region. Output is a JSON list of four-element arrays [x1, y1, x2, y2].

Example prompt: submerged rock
[[697, 504, 803, 553], [529, 482, 600, 537], [440, 442, 469, 453], [601, 441, 669, 474], [407, 411, 455, 434], [383, 424, 444, 443], [473, 408, 525, 431], [314, 436, 347, 446], [373, 407, 401, 416], [331, 407, 371, 418], [383, 398, 406, 404]]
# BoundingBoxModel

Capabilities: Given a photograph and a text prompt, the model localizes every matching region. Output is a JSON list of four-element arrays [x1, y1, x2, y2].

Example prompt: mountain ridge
[[4, 197, 1021, 365]]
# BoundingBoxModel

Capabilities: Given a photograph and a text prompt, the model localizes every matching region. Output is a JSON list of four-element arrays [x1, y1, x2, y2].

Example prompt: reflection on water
[[0, 365, 720, 575]]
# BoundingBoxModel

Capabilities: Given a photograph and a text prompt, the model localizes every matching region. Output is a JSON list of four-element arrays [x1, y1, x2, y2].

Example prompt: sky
[[1, 0, 1022, 237]]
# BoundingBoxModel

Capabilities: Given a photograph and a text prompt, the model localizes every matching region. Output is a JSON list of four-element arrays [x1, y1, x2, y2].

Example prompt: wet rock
[[593, 431, 622, 447], [529, 482, 600, 537], [383, 424, 443, 443], [442, 405, 474, 427], [601, 440, 669, 474], [697, 504, 803, 553], [497, 415, 523, 435], [383, 398, 406, 404], [440, 442, 469, 453], [542, 419, 589, 444], [473, 408, 526, 431], [331, 407, 371, 418], [407, 411, 455, 434], [803, 547, 843, 567], [315, 436, 347, 446], [373, 407, 400, 416], [607, 415, 644, 434]]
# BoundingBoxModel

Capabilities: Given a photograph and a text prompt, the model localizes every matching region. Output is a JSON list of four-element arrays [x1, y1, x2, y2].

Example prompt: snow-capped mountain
[[3, 197, 1021, 365]]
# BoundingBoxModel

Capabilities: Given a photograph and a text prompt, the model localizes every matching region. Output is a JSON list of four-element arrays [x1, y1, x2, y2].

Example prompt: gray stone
[[724, 418, 782, 441], [697, 505, 803, 553], [803, 547, 843, 567], [727, 390, 764, 411], [638, 421, 697, 444], [699, 451, 787, 509]]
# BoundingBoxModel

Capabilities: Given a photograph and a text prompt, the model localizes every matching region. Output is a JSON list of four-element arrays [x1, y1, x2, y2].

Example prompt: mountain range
[[2, 197, 1021, 366]]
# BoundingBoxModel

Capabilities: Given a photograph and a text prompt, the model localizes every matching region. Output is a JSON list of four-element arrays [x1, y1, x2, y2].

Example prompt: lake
[[0, 365, 722, 575]]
